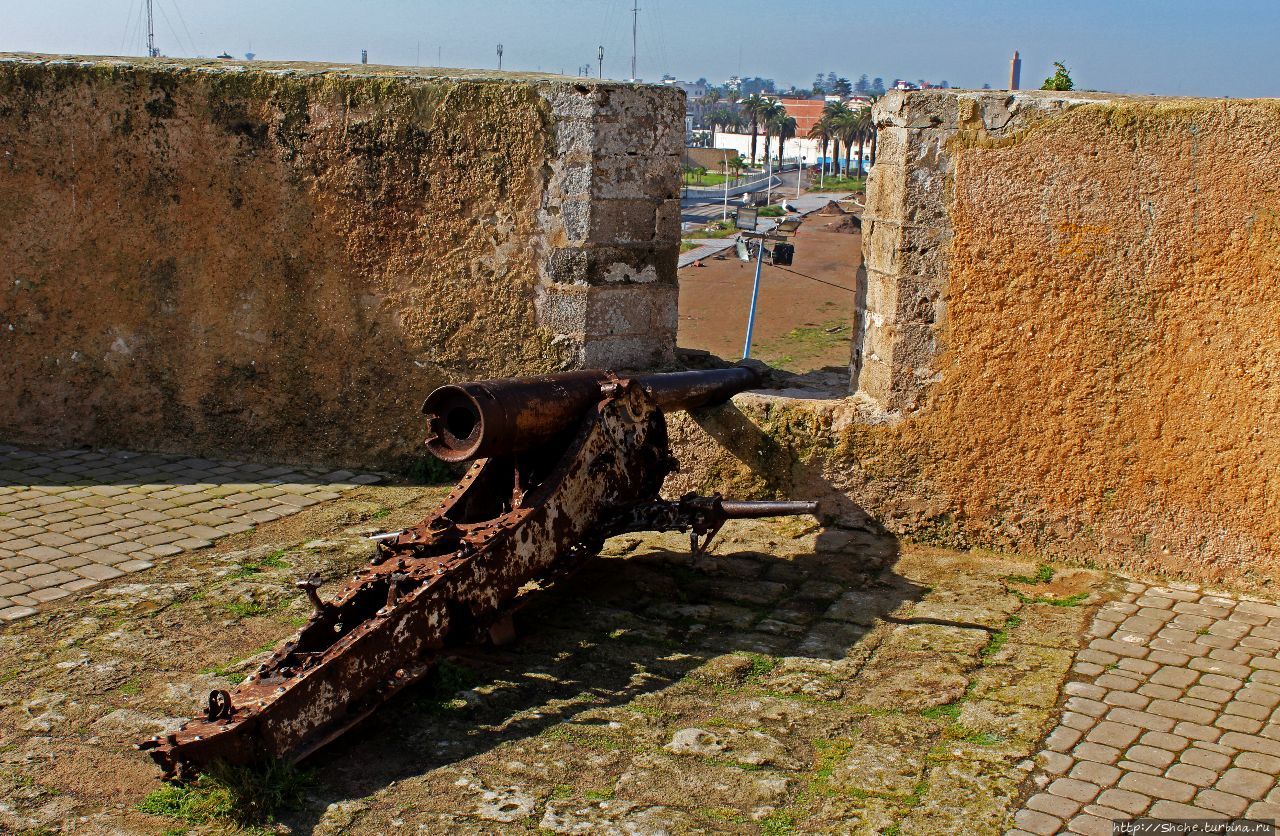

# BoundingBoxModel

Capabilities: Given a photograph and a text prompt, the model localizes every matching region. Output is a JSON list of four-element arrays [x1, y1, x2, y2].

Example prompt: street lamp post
[[765, 153, 773, 206], [742, 237, 765, 360], [796, 153, 804, 200], [722, 151, 731, 222]]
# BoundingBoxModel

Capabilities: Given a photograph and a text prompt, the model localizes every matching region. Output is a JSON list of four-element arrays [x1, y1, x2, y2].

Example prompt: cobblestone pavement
[[1014, 581, 1280, 835], [0, 444, 377, 621], [2, 466, 1279, 833]]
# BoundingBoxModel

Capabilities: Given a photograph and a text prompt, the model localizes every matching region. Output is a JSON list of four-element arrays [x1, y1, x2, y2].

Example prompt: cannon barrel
[[719, 500, 820, 519], [423, 367, 760, 462]]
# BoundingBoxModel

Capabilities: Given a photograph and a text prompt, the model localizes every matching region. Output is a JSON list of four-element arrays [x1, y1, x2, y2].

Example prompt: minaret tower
[[1009, 50, 1022, 90]]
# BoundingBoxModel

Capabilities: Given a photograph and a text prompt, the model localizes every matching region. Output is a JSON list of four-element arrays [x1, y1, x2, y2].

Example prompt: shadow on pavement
[[285, 526, 923, 832]]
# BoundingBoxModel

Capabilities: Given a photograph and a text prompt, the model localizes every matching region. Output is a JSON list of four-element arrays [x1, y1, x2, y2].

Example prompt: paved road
[[677, 191, 856, 268]]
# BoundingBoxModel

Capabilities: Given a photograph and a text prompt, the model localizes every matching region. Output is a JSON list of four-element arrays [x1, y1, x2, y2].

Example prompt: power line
[[764, 262, 857, 294], [119, 0, 139, 54], [168, 0, 199, 57], [155, 1, 186, 56]]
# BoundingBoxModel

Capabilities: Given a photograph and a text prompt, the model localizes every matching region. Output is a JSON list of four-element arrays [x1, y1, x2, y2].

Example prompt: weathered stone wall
[[671, 90, 1280, 590], [0, 55, 682, 470]]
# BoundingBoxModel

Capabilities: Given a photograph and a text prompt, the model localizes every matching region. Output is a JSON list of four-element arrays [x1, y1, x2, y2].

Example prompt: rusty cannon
[[138, 367, 818, 778]]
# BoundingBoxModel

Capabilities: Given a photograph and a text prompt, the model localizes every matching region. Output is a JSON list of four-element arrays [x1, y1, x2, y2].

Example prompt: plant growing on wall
[[1042, 62, 1074, 91]]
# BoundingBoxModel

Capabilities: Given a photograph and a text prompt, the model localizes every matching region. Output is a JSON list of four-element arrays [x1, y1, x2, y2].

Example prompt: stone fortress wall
[[671, 89, 1280, 589], [0, 55, 682, 470], [3, 62, 1277, 587]]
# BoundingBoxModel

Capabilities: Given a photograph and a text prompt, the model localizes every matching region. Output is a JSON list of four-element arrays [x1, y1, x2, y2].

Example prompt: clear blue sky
[[1, 0, 1276, 97]]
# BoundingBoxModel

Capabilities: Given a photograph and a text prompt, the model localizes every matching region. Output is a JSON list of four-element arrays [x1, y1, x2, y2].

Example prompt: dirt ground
[[677, 213, 861, 377], [0, 474, 1111, 835]]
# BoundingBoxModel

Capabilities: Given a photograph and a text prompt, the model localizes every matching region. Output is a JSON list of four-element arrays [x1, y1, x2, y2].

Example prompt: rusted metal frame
[[141, 383, 668, 778]]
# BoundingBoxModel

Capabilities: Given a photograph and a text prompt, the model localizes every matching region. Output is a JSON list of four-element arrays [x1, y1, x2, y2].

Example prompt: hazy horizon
[[1, 0, 1276, 97]]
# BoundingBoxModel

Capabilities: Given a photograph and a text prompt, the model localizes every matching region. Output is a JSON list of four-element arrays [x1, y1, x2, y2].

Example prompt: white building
[[708, 131, 871, 172]]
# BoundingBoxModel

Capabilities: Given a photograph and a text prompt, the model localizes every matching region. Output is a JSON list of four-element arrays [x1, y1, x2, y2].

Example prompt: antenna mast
[[146, 0, 157, 57], [630, 2, 639, 81]]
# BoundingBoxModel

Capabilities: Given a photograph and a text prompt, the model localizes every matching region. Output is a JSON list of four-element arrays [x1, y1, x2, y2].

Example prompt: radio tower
[[630, 2, 639, 81], [146, 0, 158, 57]]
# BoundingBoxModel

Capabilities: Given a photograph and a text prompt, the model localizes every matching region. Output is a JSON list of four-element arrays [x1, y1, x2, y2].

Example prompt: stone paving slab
[[1013, 580, 1280, 835], [0, 443, 378, 621]]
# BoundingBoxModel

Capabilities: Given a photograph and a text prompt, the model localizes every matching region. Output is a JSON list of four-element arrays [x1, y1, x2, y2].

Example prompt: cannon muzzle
[[422, 367, 759, 462]]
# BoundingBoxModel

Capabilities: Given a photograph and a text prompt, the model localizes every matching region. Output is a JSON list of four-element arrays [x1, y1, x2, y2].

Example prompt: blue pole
[[742, 237, 766, 359]]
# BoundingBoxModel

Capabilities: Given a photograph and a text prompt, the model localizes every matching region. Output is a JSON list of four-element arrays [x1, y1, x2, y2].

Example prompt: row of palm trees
[[697, 91, 876, 177], [806, 100, 875, 177]]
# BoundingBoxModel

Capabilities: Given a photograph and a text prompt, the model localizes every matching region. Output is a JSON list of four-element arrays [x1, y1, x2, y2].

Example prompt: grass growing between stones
[[919, 702, 962, 721], [980, 614, 1021, 659], [222, 601, 272, 619], [1006, 564, 1055, 585], [759, 808, 797, 834], [137, 761, 313, 830], [228, 550, 290, 579], [1004, 563, 1092, 606]]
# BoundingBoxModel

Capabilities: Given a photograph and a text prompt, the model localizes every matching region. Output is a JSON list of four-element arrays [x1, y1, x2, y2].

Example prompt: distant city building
[[1009, 50, 1022, 90], [662, 77, 708, 101], [664, 77, 710, 125], [779, 97, 825, 134]]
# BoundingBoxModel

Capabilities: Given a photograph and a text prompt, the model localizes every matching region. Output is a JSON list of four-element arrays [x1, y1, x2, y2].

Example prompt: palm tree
[[866, 94, 881, 167], [853, 106, 872, 176], [770, 113, 797, 169], [704, 106, 726, 147], [820, 101, 851, 175], [757, 99, 785, 169], [740, 94, 769, 164], [711, 106, 742, 147], [696, 89, 721, 131], [834, 110, 861, 178], [806, 118, 832, 179]]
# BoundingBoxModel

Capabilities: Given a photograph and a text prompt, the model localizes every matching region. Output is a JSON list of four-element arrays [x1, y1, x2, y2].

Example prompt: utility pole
[[597, 45, 604, 79], [630, 2, 639, 81], [497, 43, 503, 70], [145, 0, 157, 57]]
